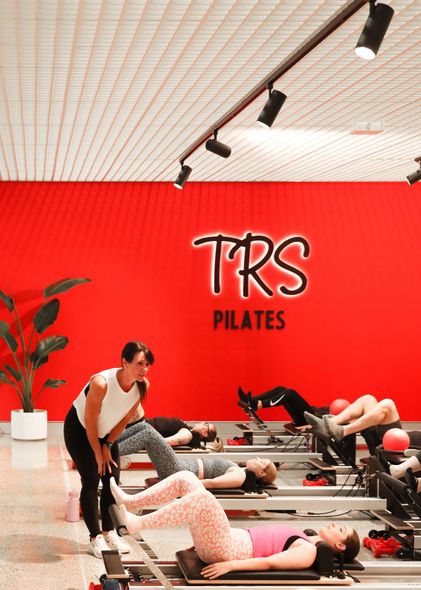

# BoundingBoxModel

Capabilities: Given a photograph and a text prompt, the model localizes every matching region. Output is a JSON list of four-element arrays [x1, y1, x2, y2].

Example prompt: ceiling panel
[[0, 0, 419, 182]]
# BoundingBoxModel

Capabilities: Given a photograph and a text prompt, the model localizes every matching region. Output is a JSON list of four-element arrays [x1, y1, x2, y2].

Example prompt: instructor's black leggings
[[63, 406, 120, 538]]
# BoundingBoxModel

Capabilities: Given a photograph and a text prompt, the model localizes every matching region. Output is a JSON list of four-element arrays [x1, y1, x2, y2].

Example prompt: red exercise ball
[[382, 428, 410, 451], [329, 398, 350, 415]]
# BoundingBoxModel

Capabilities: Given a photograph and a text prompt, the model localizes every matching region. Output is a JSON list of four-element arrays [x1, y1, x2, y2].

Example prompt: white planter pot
[[10, 409, 48, 440]]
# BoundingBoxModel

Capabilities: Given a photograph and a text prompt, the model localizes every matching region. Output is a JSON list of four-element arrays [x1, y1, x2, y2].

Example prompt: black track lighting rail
[[178, 0, 369, 165]]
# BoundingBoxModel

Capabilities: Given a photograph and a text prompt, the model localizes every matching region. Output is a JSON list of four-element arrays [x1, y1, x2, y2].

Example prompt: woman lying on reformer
[[110, 471, 360, 578], [121, 403, 219, 448], [117, 420, 277, 489]]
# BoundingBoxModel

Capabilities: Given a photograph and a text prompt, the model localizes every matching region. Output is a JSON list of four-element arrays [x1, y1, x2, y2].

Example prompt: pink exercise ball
[[329, 398, 350, 415], [383, 428, 410, 452]]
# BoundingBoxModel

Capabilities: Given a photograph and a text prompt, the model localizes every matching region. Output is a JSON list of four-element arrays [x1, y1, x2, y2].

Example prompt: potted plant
[[0, 277, 90, 440]]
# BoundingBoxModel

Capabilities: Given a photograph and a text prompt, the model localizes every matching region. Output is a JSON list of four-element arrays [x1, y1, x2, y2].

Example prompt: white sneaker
[[105, 529, 131, 554], [87, 534, 109, 559], [120, 456, 132, 470]]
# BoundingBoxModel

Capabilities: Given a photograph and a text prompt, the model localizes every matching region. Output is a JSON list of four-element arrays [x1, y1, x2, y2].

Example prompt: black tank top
[[146, 416, 190, 438]]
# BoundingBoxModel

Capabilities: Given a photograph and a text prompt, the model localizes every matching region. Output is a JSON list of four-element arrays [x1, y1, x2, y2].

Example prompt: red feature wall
[[0, 181, 420, 421]]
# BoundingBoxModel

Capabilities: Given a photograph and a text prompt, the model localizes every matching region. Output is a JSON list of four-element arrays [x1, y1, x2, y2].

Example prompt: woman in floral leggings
[[110, 471, 360, 579]]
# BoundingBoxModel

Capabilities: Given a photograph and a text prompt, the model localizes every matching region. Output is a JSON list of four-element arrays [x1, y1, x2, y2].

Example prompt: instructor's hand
[[101, 445, 118, 475]]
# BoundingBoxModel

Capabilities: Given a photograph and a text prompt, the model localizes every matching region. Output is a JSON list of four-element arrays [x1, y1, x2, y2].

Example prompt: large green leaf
[[43, 379, 66, 389], [33, 299, 60, 334], [0, 319, 10, 335], [0, 290, 14, 312], [30, 335, 69, 369], [34, 355, 49, 369], [44, 278, 91, 298], [0, 320, 18, 352], [5, 364, 22, 381], [0, 370, 15, 385]]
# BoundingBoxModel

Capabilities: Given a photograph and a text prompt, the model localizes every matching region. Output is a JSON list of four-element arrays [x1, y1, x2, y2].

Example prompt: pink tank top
[[247, 524, 311, 558]]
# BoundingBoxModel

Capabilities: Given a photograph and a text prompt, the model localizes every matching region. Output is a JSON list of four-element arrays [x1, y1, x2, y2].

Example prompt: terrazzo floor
[[0, 429, 417, 590]]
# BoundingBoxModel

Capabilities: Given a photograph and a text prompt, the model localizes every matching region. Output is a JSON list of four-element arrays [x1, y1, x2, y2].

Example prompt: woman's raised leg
[[118, 476, 252, 563], [325, 398, 400, 441], [110, 470, 202, 510], [117, 421, 194, 479]]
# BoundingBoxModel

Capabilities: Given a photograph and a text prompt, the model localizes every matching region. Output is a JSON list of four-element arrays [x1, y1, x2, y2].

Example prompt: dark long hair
[[343, 529, 360, 561], [121, 341, 155, 402]]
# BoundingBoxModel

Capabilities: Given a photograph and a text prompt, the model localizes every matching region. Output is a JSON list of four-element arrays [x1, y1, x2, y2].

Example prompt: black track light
[[205, 131, 231, 158], [174, 163, 192, 189], [355, 1, 394, 60], [257, 84, 287, 128], [406, 157, 421, 186]]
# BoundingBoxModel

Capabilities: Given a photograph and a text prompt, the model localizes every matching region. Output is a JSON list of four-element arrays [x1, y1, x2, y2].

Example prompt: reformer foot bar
[[235, 407, 311, 449], [234, 424, 310, 450], [100, 506, 421, 590]]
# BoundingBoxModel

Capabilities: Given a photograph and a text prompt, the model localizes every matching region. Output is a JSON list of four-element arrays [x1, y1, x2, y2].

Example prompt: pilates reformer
[[98, 504, 363, 589], [123, 410, 320, 467], [368, 460, 421, 561], [124, 448, 323, 466], [116, 445, 381, 514], [96, 505, 421, 590], [307, 430, 368, 488], [116, 478, 386, 513]]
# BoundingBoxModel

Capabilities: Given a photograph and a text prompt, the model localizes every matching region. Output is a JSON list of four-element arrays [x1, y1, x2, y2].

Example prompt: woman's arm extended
[[201, 468, 246, 489], [106, 400, 142, 445], [201, 541, 316, 579]]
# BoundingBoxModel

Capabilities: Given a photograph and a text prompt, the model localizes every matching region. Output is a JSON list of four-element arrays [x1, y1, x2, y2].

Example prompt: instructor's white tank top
[[73, 368, 140, 438]]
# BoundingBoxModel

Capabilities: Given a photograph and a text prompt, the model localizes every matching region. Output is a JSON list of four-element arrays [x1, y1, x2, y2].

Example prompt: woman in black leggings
[[63, 340, 154, 558], [237, 386, 322, 427]]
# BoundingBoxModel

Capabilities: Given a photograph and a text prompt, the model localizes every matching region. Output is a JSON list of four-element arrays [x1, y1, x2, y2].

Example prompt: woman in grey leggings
[[117, 422, 276, 489]]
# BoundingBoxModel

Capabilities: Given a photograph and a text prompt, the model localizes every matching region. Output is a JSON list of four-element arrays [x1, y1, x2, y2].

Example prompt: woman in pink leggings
[[110, 471, 360, 579]]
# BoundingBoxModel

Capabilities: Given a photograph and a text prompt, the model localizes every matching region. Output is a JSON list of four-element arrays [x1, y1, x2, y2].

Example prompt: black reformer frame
[[369, 457, 421, 561], [236, 404, 311, 452]]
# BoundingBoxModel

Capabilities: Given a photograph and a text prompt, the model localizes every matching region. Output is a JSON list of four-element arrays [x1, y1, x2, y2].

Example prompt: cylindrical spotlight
[[407, 169, 421, 186], [257, 89, 287, 128], [355, 2, 394, 60], [174, 164, 192, 189], [205, 138, 231, 158]]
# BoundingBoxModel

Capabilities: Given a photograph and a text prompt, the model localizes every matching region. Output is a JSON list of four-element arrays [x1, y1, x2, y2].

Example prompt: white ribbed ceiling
[[0, 0, 419, 182]]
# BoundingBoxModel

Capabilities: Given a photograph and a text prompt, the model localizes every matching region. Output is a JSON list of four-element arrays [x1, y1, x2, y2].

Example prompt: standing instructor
[[63, 340, 154, 558]]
